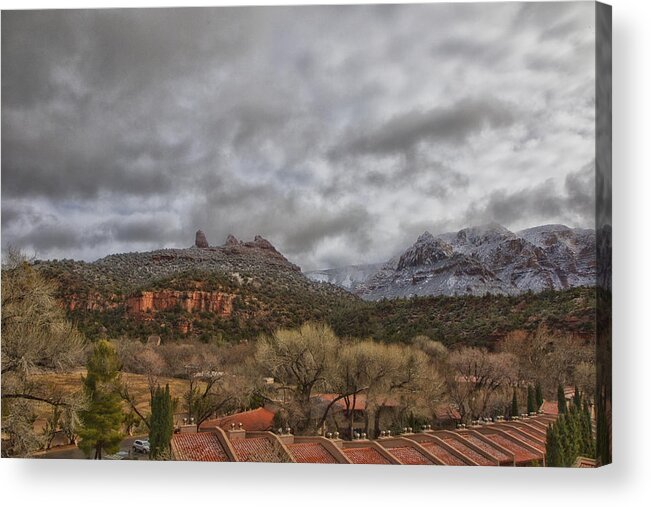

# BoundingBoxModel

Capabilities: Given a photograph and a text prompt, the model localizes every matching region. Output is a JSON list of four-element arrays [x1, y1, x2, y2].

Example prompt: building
[[172, 411, 556, 466]]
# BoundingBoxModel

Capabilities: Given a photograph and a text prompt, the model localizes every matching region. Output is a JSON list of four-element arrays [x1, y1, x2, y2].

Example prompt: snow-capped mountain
[[306, 223, 596, 300]]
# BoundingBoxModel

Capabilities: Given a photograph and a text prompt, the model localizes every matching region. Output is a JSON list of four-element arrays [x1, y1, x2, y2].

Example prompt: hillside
[[34, 231, 357, 342], [327, 286, 596, 349], [33, 229, 596, 347]]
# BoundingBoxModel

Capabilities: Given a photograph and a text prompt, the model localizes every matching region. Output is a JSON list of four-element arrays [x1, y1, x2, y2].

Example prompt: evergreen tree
[[556, 414, 571, 466], [511, 389, 519, 419], [149, 384, 174, 460], [546, 424, 560, 466], [78, 340, 123, 459], [581, 402, 595, 458], [546, 403, 595, 466], [573, 386, 582, 410], [527, 385, 536, 414], [535, 382, 544, 410], [557, 384, 567, 414]]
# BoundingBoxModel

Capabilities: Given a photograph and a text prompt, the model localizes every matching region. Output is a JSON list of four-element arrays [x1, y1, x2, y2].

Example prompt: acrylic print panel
[[0, 2, 611, 466]]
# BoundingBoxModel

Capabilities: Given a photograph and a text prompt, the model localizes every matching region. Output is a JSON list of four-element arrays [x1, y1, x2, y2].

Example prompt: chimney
[[227, 421, 246, 440], [276, 427, 294, 445]]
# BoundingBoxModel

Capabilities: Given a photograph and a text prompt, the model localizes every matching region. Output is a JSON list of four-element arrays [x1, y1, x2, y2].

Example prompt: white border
[[2, 0, 650, 505]]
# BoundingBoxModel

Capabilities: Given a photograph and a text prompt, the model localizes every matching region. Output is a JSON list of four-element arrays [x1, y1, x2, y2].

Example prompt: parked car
[[132, 440, 150, 454]]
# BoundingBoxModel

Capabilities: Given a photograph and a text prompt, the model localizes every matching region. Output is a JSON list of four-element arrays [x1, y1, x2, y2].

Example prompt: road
[[35, 435, 150, 460]]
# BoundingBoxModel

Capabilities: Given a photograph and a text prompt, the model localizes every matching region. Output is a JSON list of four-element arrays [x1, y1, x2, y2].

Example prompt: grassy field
[[30, 369, 192, 425]]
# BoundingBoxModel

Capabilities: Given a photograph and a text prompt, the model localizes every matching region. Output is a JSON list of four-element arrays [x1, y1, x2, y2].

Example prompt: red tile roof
[[573, 456, 597, 468], [419, 441, 467, 466], [171, 432, 229, 462], [314, 393, 400, 411], [483, 433, 541, 463], [230, 437, 288, 463], [541, 400, 559, 416], [462, 433, 512, 463], [433, 404, 461, 421], [286, 442, 338, 464], [502, 430, 545, 453], [199, 407, 275, 432], [387, 445, 435, 465], [440, 437, 494, 466], [343, 447, 391, 465]]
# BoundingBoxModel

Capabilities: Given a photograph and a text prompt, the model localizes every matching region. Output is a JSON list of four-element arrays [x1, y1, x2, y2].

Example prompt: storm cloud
[[1, 3, 597, 270]]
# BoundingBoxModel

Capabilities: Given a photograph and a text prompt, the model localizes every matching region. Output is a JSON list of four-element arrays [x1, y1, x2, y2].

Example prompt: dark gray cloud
[[1, 3, 597, 270], [338, 98, 516, 157], [464, 161, 596, 227]]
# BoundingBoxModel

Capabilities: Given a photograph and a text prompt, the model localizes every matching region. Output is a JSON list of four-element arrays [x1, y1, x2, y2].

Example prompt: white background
[[1, 0, 649, 505]]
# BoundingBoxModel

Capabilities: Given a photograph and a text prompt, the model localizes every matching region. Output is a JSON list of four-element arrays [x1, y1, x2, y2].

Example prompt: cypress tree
[[556, 414, 571, 466], [527, 385, 536, 414], [581, 402, 595, 458], [511, 389, 519, 419], [574, 386, 582, 410], [78, 340, 123, 460], [535, 382, 544, 410], [149, 383, 174, 460], [557, 384, 567, 414]]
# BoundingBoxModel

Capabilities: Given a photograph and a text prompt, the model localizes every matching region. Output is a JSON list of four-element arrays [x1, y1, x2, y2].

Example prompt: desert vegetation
[[2, 252, 597, 463]]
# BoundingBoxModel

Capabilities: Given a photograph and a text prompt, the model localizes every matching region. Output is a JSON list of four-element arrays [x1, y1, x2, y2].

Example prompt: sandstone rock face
[[126, 290, 236, 319], [195, 230, 209, 248]]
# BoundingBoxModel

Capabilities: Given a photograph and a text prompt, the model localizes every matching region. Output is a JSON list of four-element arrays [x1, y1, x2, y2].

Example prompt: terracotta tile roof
[[541, 400, 559, 416], [432, 404, 461, 421], [171, 432, 229, 462], [418, 441, 467, 466], [286, 442, 338, 464], [230, 437, 286, 463], [440, 437, 494, 466], [199, 407, 275, 432], [502, 430, 545, 453], [386, 445, 435, 465], [483, 433, 541, 463], [343, 447, 391, 465], [462, 433, 513, 463], [314, 393, 400, 411], [506, 426, 546, 445], [573, 456, 597, 468]]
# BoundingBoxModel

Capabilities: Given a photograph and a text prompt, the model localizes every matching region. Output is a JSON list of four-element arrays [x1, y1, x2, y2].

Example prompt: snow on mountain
[[308, 224, 597, 300]]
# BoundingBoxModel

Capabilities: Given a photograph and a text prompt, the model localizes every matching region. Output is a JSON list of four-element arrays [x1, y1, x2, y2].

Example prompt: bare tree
[[445, 347, 517, 423], [498, 325, 593, 397], [1, 252, 86, 456], [254, 322, 338, 433]]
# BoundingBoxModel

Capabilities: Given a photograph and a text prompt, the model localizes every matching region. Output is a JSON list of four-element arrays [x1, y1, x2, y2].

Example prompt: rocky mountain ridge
[[34, 231, 356, 341], [307, 223, 597, 300]]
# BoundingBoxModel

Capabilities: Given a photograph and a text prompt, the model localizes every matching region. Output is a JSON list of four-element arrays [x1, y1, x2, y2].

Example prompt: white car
[[132, 439, 150, 453]]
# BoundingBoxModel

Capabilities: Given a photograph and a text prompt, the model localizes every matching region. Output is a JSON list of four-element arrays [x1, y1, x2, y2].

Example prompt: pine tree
[[527, 385, 536, 414], [78, 340, 123, 459], [535, 382, 544, 410], [149, 384, 174, 460], [511, 389, 519, 419], [557, 384, 567, 414]]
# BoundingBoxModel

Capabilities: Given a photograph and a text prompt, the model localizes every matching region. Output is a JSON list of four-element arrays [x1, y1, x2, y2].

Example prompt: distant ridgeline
[[34, 228, 596, 347]]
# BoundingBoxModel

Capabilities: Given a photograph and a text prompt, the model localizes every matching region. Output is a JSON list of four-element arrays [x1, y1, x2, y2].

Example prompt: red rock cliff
[[126, 290, 235, 317]]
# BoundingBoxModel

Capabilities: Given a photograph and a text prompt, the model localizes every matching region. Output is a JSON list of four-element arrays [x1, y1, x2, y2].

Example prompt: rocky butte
[[33, 229, 354, 339], [195, 229, 210, 248]]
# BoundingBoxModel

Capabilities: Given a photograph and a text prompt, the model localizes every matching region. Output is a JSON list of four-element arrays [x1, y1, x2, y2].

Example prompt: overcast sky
[[1, 3, 597, 270]]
